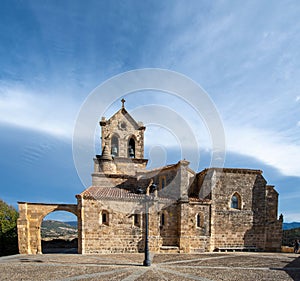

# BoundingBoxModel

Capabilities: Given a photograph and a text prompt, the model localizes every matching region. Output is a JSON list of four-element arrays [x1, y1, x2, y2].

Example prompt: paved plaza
[[0, 252, 300, 281]]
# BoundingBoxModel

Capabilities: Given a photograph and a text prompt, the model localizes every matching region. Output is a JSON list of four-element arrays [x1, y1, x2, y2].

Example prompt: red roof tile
[[79, 186, 174, 203]]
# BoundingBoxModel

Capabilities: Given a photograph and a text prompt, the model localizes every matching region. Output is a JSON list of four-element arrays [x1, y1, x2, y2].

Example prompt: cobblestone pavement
[[0, 252, 300, 281]]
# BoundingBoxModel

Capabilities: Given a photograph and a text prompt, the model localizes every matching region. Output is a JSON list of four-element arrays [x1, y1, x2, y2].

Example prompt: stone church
[[17, 100, 283, 254]]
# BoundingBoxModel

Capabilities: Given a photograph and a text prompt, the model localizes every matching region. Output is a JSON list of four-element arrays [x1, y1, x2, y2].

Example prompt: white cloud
[[280, 191, 300, 201], [225, 124, 300, 177], [282, 212, 300, 223], [153, 2, 300, 178], [0, 85, 78, 139]]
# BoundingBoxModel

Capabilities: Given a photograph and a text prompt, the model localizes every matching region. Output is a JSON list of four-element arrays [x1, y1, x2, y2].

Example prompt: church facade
[[17, 101, 283, 254], [76, 101, 282, 254]]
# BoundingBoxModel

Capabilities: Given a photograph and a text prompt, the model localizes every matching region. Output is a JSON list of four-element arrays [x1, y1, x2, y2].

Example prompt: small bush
[[0, 199, 19, 256]]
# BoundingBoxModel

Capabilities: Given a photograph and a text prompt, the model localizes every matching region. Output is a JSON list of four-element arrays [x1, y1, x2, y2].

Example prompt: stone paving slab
[[0, 252, 299, 281]]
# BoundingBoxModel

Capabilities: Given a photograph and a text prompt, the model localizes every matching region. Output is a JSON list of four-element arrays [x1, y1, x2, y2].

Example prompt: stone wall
[[265, 185, 283, 251], [177, 201, 211, 253], [82, 167, 283, 254], [207, 169, 281, 252], [160, 204, 179, 246], [187, 203, 211, 252], [80, 198, 162, 254], [91, 171, 137, 189]]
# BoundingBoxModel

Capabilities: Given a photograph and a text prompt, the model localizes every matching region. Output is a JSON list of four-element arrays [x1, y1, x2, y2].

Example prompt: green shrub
[[0, 199, 19, 256]]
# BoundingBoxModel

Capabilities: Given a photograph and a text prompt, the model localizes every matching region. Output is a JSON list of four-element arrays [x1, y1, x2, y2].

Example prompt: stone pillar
[[76, 196, 83, 254], [17, 202, 30, 254], [149, 200, 162, 252], [178, 160, 190, 201], [175, 160, 191, 253], [28, 212, 42, 254], [177, 200, 190, 253], [17, 202, 42, 254], [78, 196, 86, 254]]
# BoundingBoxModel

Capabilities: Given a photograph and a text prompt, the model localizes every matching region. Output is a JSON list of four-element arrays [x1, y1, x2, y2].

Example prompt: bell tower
[[93, 99, 148, 181]]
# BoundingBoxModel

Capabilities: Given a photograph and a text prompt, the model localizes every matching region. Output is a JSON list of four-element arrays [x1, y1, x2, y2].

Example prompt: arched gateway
[[17, 202, 81, 254]]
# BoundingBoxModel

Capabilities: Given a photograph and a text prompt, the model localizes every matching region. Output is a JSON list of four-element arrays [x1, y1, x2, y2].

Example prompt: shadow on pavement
[[284, 255, 300, 281]]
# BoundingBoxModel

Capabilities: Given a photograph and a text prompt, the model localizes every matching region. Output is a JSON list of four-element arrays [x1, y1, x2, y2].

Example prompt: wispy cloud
[[282, 212, 300, 223], [0, 84, 78, 139], [225, 124, 300, 177], [134, 1, 300, 179], [280, 191, 300, 201], [0, 0, 299, 221]]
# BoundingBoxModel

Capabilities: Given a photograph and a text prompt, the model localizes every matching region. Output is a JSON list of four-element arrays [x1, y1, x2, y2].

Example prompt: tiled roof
[[78, 186, 174, 202]]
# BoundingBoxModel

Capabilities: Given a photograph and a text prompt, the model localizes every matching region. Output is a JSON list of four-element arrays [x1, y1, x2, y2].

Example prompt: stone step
[[160, 246, 180, 253]]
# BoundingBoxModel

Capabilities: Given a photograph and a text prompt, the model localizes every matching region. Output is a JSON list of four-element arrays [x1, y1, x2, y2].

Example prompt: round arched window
[[111, 135, 119, 157], [128, 138, 135, 158], [231, 193, 241, 209]]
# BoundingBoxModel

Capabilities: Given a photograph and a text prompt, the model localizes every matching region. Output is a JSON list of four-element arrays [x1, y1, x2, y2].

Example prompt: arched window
[[196, 213, 201, 228], [111, 135, 119, 157], [160, 213, 165, 227], [133, 214, 140, 227], [231, 193, 241, 209], [102, 212, 107, 223], [159, 176, 166, 190], [128, 138, 135, 158], [100, 210, 109, 225], [196, 213, 204, 228]]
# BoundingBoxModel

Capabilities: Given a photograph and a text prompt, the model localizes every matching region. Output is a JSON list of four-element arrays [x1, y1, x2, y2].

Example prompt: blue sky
[[0, 0, 300, 222]]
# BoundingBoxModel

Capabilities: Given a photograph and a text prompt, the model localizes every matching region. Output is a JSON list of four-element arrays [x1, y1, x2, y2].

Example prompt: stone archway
[[17, 202, 81, 255]]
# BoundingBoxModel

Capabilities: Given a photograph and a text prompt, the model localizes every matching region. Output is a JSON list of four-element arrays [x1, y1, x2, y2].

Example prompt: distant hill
[[283, 227, 300, 246], [283, 222, 300, 230], [41, 220, 77, 240], [64, 221, 77, 227]]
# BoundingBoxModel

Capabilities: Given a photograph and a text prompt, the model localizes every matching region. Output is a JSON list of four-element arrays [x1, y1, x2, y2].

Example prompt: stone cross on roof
[[121, 98, 126, 108]]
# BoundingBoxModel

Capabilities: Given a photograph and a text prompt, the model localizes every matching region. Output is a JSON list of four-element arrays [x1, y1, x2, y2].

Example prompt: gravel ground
[[0, 252, 299, 281]]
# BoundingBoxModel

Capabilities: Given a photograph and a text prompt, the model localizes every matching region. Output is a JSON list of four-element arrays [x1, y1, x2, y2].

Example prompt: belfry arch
[[17, 202, 81, 254]]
